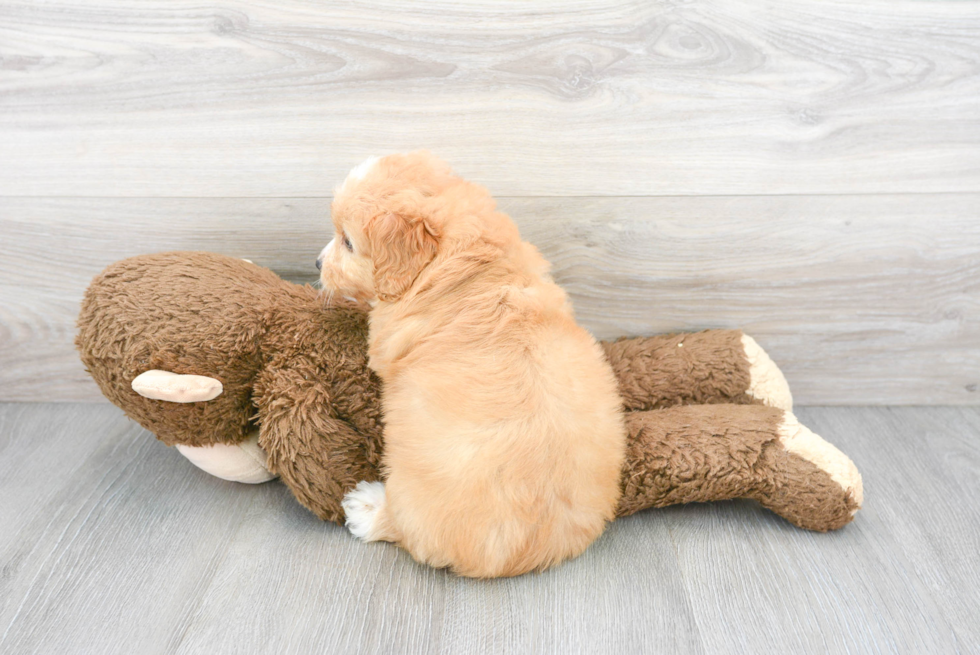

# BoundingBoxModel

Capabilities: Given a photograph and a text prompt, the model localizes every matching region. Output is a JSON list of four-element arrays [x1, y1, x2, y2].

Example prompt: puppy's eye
[[342, 234, 354, 252]]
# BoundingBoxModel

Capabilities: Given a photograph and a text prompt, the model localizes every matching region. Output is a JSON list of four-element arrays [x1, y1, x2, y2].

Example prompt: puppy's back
[[380, 260, 627, 577]]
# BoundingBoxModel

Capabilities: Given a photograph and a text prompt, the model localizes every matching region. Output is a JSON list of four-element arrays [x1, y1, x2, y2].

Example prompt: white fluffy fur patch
[[741, 334, 793, 411], [778, 413, 864, 512], [342, 481, 387, 541], [347, 156, 381, 183]]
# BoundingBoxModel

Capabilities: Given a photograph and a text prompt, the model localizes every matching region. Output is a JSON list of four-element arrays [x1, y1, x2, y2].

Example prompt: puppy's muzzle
[[315, 256, 323, 271]]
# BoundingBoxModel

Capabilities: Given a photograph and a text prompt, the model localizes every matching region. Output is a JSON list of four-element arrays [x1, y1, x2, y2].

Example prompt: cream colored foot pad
[[176, 430, 277, 484], [742, 334, 793, 411]]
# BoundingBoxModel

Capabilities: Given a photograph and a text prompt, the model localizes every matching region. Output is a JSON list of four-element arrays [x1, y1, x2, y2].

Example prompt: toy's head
[[76, 251, 385, 523], [78, 253, 277, 446], [76, 252, 358, 447]]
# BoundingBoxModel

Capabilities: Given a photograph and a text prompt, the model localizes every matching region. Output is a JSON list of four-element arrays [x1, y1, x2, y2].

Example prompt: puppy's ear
[[366, 212, 439, 301]]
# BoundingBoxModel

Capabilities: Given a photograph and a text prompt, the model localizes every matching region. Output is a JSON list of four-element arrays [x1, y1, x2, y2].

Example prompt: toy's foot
[[760, 412, 863, 531], [741, 334, 793, 411], [778, 413, 863, 509], [175, 429, 277, 484], [342, 481, 393, 542]]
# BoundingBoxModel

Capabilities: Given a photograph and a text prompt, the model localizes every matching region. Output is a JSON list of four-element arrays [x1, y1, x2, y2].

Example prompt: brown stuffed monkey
[[76, 252, 862, 533]]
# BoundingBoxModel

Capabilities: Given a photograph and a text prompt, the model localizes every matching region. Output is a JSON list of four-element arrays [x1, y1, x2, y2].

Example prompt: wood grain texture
[[0, 403, 263, 654], [2, 194, 977, 405], [1, 403, 978, 654], [1, 0, 978, 196]]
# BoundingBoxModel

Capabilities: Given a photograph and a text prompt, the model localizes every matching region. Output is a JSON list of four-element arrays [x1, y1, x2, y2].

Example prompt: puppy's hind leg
[[341, 481, 401, 543]]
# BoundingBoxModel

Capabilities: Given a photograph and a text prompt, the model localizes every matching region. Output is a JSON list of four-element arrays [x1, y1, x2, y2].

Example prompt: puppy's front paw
[[341, 481, 387, 542]]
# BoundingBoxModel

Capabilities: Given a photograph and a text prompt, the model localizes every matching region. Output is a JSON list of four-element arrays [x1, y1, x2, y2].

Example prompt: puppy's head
[[319, 151, 458, 303]]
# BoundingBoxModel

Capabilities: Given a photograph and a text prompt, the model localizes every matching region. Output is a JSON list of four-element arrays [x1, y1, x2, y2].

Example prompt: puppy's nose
[[315, 256, 323, 271]]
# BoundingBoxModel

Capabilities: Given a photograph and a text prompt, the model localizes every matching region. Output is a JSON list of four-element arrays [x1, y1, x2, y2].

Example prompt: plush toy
[[76, 252, 862, 532]]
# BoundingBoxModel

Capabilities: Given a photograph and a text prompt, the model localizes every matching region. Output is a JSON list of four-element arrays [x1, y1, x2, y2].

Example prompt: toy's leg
[[616, 404, 862, 531], [601, 330, 792, 411], [175, 429, 277, 484]]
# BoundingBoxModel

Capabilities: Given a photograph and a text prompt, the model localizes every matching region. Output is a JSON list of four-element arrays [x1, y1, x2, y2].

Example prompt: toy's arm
[[600, 330, 792, 412], [616, 404, 862, 531], [259, 413, 381, 524], [128, 368, 378, 510], [252, 365, 384, 524]]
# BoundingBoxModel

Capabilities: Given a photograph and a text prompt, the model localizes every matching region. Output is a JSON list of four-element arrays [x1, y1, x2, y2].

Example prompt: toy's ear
[[365, 212, 439, 302]]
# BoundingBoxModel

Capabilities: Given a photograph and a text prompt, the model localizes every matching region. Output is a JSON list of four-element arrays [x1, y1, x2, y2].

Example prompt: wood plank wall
[[1, 1, 978, 404]]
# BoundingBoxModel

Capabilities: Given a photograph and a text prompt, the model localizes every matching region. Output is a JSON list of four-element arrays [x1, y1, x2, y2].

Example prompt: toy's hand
[[131, 370, 223, 403], [175, 430, 278, 484]]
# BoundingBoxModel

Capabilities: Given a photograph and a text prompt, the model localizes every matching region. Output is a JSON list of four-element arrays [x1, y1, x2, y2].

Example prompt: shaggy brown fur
[[76, 252, 385, 513], [617, 405, 859, 531], [77, 251, 860, 532], [603, 332, 758, 411]]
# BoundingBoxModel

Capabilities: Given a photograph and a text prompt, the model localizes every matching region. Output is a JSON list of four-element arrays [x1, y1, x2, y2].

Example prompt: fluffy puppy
[[320, 152, 626, 578]]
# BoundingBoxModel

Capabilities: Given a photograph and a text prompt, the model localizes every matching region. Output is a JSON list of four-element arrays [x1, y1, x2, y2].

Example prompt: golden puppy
[[320, 152, 626, 578]]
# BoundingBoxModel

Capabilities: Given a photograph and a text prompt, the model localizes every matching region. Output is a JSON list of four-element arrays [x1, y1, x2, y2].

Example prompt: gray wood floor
[[1, 403, 977, 654]]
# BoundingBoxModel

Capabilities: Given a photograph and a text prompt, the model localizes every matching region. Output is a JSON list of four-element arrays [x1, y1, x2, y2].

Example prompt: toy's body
[[77, 252, 862, 532]]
